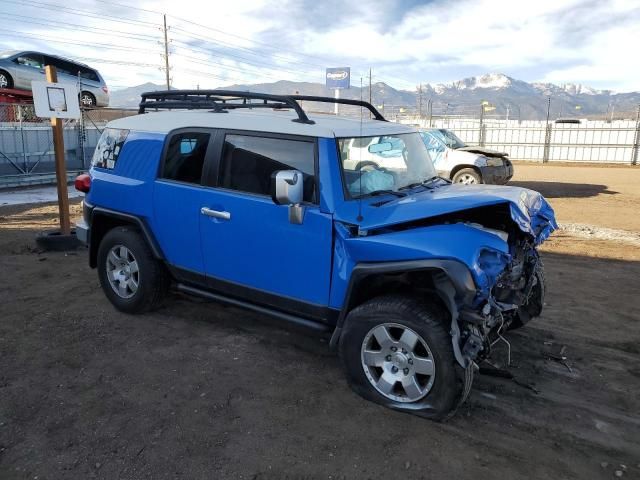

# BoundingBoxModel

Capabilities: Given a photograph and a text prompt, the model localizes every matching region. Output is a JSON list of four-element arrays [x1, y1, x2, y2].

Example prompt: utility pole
[[543, 96, 552, 163], [632, 104, 640, 165], [545, 96, 551, 124], [368, 68, 372, 118], [417, 84, 423, 119], [162, 14, 171, 90]]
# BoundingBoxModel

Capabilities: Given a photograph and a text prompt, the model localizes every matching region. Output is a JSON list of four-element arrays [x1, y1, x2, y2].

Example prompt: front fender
[[328, 222, 510, 311]]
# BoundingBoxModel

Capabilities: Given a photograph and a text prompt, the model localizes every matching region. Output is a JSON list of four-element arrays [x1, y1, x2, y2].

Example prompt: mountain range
[[110, 74, 640, 120]]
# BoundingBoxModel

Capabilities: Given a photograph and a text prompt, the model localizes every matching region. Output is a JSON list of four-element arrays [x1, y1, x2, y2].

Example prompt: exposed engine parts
[[459, 234, 545, 364]]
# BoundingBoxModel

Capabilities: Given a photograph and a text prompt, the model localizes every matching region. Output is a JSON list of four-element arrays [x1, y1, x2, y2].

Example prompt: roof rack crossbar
[[139, 89, 315, 124], [138, 89, 388, 123]]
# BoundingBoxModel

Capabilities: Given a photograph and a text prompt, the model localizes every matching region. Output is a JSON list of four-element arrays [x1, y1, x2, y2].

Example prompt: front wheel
[[0, 70, 13, 89], [339, 295, 470, 421], [97, 227, 169, 313], [452, 168, 482, 184]]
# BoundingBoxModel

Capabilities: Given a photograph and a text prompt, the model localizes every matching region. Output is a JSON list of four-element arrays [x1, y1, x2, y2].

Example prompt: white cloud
[[0, 0, 637, 92]]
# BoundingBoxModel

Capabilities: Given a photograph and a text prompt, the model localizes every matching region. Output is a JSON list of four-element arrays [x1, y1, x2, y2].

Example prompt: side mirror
[[271, 170, 305, 224]]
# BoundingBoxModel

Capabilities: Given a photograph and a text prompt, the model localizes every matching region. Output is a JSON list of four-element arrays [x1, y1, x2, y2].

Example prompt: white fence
[[401, 117, 640, 165]]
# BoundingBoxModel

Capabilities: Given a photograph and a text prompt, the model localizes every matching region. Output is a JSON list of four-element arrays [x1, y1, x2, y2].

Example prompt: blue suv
[[75, 91, 556, 420]]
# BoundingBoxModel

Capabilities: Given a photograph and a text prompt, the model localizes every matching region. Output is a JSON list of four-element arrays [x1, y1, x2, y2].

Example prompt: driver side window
[[16, 54, 43, 69]]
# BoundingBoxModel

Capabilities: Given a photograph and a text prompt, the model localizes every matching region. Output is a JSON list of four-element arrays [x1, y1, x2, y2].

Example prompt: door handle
[[200, 207, 231, 220]]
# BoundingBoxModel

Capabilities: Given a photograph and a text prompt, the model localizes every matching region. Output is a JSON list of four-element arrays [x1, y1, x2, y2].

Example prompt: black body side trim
[[176, 284, 331, 333], [329, 259, 477, 349], [168, 264, 340, 325]]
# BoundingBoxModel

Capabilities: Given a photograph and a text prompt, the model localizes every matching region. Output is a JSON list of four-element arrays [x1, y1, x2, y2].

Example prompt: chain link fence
[[2, 101, 639, 188], [0, 104, 137, 187]]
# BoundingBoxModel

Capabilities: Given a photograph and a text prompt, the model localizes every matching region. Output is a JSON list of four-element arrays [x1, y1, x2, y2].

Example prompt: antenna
[[357, 76, 364, 223]]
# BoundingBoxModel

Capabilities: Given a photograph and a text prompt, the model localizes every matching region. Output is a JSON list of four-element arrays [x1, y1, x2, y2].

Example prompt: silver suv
[[0, 50, 109, 107]]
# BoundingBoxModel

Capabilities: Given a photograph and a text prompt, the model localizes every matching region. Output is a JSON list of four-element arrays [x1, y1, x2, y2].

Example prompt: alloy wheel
[[456, 173, 478, 184], [360, 323, 436, 402], [106, 245, 139, 299], [81, 94, 94, 106]]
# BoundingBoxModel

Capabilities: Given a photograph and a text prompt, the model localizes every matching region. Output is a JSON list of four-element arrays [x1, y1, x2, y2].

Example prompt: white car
[[420, 129, 513, 184]]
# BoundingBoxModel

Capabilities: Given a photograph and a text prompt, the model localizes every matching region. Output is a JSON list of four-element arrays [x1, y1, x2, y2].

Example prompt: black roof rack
[[288, 95, 386, 122], [138, 90, 387, 124]]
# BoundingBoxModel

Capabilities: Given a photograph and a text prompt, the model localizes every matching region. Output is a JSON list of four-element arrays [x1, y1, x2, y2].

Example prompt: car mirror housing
[[271, 170, 305, 224]]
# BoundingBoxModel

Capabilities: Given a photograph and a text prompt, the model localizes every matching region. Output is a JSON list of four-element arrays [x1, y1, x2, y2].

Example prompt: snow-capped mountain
[[110, 74, 639, 120]]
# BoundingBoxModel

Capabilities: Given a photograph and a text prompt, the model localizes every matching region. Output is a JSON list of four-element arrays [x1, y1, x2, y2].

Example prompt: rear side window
[[161, 132, 210, 184], [91, 128, 129, 169], [79, 66, 99, 82], [218, 134, 316, 202]]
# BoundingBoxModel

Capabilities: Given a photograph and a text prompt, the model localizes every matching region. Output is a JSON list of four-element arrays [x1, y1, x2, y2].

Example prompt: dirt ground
[[511, 163, 640, 233], [1, 165, 640, 479]]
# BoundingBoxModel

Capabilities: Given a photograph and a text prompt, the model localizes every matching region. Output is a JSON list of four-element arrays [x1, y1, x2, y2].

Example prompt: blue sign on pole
[[326, 67, 350, 89]]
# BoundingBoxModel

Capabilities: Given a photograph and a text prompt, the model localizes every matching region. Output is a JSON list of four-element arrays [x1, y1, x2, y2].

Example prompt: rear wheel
[[339, 295, 470, 421], [97, 227, 169, 313], [0, 70, 13, 89], [80, 91, 96, 107], [452, 168, 482, 184]]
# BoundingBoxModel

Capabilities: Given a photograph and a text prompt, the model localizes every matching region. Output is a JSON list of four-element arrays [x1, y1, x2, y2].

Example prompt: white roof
[[107, 109, 415, 138]]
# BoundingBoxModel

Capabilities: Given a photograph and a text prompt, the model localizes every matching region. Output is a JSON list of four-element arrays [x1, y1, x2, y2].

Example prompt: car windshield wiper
[[365, 189, 407, 198], [424, 175, 452, 184], [398, 176, 446, 191]]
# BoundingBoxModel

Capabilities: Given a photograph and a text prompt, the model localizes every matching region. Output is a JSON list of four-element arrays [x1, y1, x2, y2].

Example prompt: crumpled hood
[[456, 146, 509, 158], [336, 184, 557, 245]]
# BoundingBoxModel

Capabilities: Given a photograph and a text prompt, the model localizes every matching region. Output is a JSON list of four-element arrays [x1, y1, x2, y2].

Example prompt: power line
[[170, 38, 308, 78], [169, 25, 326, 71], [1, 0, 420, 92], [0, 12, 161, 43], [2, 0, 161, 28], [171, 50, 285, 81], [169, 32, 310, 76], [0, 29, 160, 55]]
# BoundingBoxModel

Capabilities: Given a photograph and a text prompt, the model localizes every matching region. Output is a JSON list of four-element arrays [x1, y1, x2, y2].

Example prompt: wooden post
[[45, 65, 71, 235]]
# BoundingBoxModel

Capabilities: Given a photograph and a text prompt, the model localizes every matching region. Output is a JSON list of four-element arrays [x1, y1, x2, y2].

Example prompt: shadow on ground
[[510, 181, 617, 198], [1, 236, 640, 479]]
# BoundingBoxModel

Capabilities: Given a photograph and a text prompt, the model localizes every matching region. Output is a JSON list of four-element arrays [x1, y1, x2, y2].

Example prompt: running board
[[175, 283, 331, 333]]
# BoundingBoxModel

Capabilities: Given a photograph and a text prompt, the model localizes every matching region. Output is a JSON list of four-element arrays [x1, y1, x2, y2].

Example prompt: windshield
[[434, 129, 466, 149], [338, 132, 437, 198]]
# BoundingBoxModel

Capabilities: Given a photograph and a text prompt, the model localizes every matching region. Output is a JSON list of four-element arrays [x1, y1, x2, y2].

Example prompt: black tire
[[339, 294, 469, 421], [452, 167, 482, 184], [80, 91, 96, 108], [97, 227, 169, 314], [508, 260, 546, 330], [0, 70, 13, 89]]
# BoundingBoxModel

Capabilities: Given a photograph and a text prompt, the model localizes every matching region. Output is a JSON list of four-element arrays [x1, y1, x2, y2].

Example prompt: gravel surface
[[1, 164, 639, 479]]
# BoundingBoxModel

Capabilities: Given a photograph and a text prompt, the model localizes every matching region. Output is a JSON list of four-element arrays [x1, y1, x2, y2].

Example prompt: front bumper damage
[[480, 159, 514, 185], [451, 191, 557, 367]]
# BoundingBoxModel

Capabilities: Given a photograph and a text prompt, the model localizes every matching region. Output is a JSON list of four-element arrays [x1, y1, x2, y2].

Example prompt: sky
[[0, 0, 638, 93]]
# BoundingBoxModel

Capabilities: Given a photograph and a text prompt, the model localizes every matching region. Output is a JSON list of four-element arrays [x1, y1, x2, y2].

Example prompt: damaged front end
[[452, 192, 557, 367], [333, 184, 557, 369]]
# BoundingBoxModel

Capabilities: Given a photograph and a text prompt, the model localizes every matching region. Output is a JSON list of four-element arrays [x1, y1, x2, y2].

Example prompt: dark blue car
[[74, 91, 556, 420]]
